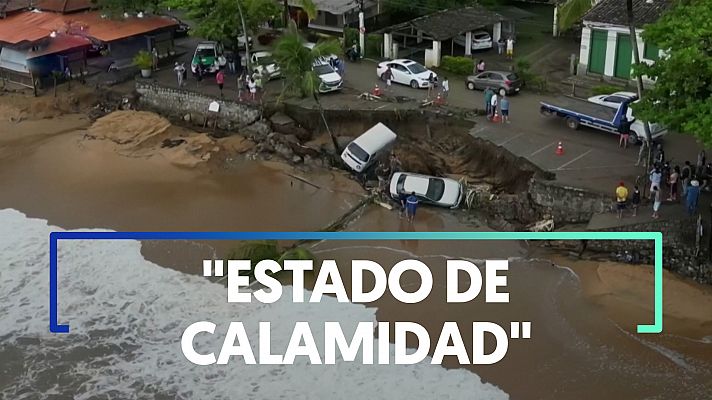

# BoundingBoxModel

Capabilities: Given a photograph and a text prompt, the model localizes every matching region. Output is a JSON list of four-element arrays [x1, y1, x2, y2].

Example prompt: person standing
[[651, 186, 661, 219], [383, 66, 393, 90], [615, 181, 628, 219], [484, 87, 493, 116], [631, 185, 641, 217], [500, 94, 510, 123], [406, 192, 419, 223], [618, 116, 631, 148], [697, 149, 706, 176], [226, 51, 236, 74], [686, 178, 701, 215], [668, 165, 680, 201], [247, 76, 256, 100], [506, 36, 515, 60], [476, 59, 486, 74], [441, 77, 449, 100], [174, 62, 185, 87], [489, 91, 498, 120], [426, 72, 435, 99], [216, 69, 225, 97], [398, 191, 408, 219], [151, 47, 159, 71], [649, 167, 662, 199], [682, 161, 692, 196], [497, 38, 505, 55]]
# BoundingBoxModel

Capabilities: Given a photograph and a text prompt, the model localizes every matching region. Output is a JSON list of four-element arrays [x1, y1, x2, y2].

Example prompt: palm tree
[[557, 0, 598, 32], [227, 240, 314, 277], [273, 21, 342, 153]]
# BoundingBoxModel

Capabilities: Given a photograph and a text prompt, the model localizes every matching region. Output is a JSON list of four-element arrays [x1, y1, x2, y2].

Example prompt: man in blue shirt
[[406, 192, 419, 223]]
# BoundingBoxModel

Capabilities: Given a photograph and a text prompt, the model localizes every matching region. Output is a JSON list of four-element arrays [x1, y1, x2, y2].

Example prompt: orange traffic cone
[[434, 93, 444, 105], [491, 110, 501, 123], [372, 84, 381, 97], [555, 142, 564, 155]]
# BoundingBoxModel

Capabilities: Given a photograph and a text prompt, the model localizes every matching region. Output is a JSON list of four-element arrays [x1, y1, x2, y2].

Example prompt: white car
[[588, 91, 667, 143], [453, 30, 493, 51], [248, 51, 280, 80], [303, 43, 343, 93], [376, 59, 437, 89], [389, 172, 463, 209]]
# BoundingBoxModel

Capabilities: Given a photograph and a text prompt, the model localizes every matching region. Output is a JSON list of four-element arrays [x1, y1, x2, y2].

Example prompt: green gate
[[588, 30, 607, 74], [614, 34, 632, 79]]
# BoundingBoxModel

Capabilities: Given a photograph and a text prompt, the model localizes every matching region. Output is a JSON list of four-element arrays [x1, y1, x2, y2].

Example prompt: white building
[[577, 0, 671, 82]]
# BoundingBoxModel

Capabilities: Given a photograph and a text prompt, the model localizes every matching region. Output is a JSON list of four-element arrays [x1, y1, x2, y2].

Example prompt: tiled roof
[[0, 10, 178, 45], [0, 0, 30, 15], [382, 6, 505, 41], [35, 0, 93, 13], [583, 0, 673, 27], [27, 33, 91, 58]]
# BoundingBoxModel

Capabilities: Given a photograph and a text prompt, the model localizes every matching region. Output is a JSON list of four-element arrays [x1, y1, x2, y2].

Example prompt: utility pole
[[626, 0, 653, 195], [358, 0, 365, 59], [237, 0, 251, 74]]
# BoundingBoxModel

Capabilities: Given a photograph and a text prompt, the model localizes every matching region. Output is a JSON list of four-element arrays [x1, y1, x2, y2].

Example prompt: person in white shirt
[[441, 77, 449, 99], [506, 36, 515, 60], [489, 93, 498, 119], [173, 62, 185, 87]]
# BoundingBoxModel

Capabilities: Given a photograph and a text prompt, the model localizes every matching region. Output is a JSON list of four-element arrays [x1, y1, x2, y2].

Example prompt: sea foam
[[0, 209, 508, 399]]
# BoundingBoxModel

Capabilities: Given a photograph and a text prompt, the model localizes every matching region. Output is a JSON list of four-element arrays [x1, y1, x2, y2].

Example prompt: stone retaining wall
[[136, 81, 261, 130]]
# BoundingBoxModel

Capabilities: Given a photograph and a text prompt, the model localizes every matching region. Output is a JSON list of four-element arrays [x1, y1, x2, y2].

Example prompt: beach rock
[[183, 113, 191, 122], [269, 112, 295, 127], [244, 120, 271, 139], [275, 143, 294, 159], [292, 155, 303, 164]]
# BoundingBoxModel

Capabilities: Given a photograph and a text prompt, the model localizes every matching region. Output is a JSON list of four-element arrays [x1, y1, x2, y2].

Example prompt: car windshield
[[347, 143, 369, 162], [314, 64, 334, 75], [425, 178, 445, 200], [196, 48, 214, 58], [256, 56, 275, 65], [506, 73, 519, 81], [406, 62, 427, 74], [396, 174, 407, 192], [474, 33, 489, 40]]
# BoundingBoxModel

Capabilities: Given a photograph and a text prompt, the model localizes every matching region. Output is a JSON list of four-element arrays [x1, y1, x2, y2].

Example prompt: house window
[[324, 12, 338, 27], [644, 42, 659, 60]]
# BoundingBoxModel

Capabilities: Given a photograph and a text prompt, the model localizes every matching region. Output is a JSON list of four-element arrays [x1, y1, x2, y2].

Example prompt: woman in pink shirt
[[216, 69, 225, 97]]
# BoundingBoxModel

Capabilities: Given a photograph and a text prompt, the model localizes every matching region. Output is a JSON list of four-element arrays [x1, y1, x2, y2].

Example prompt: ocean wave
[[0, 208, 508, 399]]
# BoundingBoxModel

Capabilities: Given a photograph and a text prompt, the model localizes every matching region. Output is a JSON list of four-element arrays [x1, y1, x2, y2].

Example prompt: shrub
[[133, 50, 153, 69], [441, 56, 474, 76], [343, 27, 358, 49], [365, 33, 382, 58], [591, 84, 625, 96]]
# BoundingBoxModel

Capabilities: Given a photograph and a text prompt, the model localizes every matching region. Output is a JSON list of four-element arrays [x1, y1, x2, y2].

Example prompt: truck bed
[[541, 96, 618, 122]]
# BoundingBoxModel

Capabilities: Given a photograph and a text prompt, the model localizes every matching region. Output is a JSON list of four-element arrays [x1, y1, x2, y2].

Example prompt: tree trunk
[[314, 93, 339, 153], [236, 0, 251, 73], [283, 0, 289, 27], [53, 78, 57, 98], [626, 0, 653, 196]]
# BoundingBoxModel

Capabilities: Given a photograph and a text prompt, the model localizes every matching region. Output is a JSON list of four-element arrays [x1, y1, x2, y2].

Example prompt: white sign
[[208, 101, 220, 113]]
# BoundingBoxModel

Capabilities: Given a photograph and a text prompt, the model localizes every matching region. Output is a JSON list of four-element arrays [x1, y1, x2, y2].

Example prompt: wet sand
[[1, 103, 712, 398]]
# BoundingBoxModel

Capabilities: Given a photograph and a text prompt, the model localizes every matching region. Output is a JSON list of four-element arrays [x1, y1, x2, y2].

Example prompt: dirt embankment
[[0, 87, 98, 123]]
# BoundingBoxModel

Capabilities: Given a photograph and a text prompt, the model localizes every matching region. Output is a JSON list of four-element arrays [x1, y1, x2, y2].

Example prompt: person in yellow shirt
[[615, 181, 629, 219]]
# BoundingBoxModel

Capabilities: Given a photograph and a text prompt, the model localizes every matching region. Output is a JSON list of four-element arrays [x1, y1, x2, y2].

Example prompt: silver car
[[389, 172, 463, 209], [466, 71, 524, 96]]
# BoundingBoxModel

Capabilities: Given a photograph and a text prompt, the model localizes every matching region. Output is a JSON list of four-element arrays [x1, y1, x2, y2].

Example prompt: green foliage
[[384, 0, 478, 18], [365, 34, 383, 59], [226, 241, 314, 277], [528, 75, 549, 93], [440, 56, 474, 76], [633, 0, 712, 144], [163, 0, 279, 43], [133, 50, 153, 69], [273, 21, 341, 99], [557, 0, 593, 32], [514, 57, 534, 81], [343, 27, 358, 50], [591, 84, 625, 96]]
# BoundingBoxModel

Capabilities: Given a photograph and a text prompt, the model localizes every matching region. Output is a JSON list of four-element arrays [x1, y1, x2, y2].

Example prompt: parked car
[[249, 51, 280, 80], [191, 41, 226, 74], [466, 71, 523, 96], [303, 43, 343, 93], [341, 122, 397, 172], [389, 172, 463, 209], [588, 91, 667, 143], [376, 59, 437, 89], [453, 30, 493, 51]]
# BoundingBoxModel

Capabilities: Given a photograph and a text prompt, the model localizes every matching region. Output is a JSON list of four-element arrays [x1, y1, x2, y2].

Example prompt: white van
[[341, 123, 397, 172]]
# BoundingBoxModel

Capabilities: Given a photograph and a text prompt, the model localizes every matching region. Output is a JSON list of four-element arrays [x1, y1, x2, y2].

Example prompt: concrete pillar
[[417, 29, 423, 44], [553, 6, 559, 37], [464, 31, 472, 56], [383, 33, 392, 59], [493, 22, 502, 43], [431, 40, 441, 67], [393, 42, 399, 59], [578, 27, 591, 76], [603, 30, 616, 78]]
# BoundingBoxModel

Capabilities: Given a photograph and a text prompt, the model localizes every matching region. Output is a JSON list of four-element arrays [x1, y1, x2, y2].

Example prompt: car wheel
[[628, 132, 639, 145], [498, 87, 506, 97], [410, 80, 419, 89], [566, 117, 580, 130], [467, 81, 475, 90]]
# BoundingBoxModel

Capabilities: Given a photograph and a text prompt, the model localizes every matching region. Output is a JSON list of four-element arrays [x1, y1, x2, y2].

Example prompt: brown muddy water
[[1, 112, 711, 399]]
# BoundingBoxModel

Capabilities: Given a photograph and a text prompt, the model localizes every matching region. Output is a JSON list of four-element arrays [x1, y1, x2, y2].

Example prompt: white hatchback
[[453, 30, 493, 51], [376, 59, 437, 89], [389, 172, 463, 209]]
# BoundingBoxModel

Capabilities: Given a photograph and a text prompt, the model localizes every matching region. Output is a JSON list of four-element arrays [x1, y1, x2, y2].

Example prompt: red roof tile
[[0, 10, 177, 45], [27, 33, 91, 58], [35, 0, 93, 13]]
